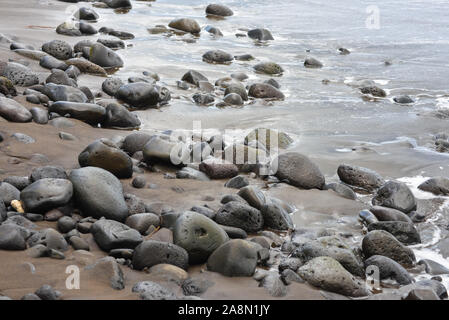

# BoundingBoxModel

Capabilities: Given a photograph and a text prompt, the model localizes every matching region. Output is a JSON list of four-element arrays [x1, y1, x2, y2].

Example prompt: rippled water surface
[[88, 0, 449, 178]]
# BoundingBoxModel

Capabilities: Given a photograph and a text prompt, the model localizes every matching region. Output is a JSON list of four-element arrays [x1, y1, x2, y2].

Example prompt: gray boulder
[[298, 256, 369, 297], [215, 201, 263, 233], [202, 50, 234, 64], [367, 221, 421, 245], [173, 211, 229, 264], [369, 206, 413, 223], [418, 177, 449, 196], [20, 178, 73, 213], [88, 43, 123, 68], [42, 40, 73, 60], [122, 132, 153, 155], [91, 219, 143, 251], [132, 240, 189, 270], [337, 164, 385, 191], [0, 97, 32, 122], [274, 152, 325, 189], [78, 139, 133, 179], [372, 181, 417, 213], [125, 213, 160, 234], [205, 4, 233, 16], [42, 83, 88, 103], [168, 18, 201, 34], [362, 230, 416, 268], [49, 101, 106, 125], [206, 239, 259, 277], [364, 255, 413, 285], [115, 83, 170, 108], [0, 62, 39, 86], [248, 83, 284, 100], [69, 167, 129, 221], [0, 182, 20, 205], [247, 28, 274, 41]]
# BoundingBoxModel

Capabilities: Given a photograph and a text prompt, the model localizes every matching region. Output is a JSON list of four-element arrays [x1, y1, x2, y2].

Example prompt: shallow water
[[80, 0, 449, 179]]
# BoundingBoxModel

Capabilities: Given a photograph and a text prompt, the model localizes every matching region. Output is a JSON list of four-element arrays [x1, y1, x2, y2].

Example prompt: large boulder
[[115, 83, 170, 108], [88, 43, 124, 68], [372, 181, 417, 213], [215, 201, 263, 233], [69, 167, 129, 221], [369, 206, 413, 223], [0, 224, 28, 250], [261, 200, 294, 231], [247, 28, 274, 41], [298, 257, 369, 297], [206, 239, 259, 277], [181, 70, 208, 87], [0, 97, 32, 122], [237, 186, 267, 210], [293, 240, 364, 277], [42, 83, 88, 103], [202, 50, 234, 64], [173, 211, 229, 264], [0, 182, 21, 205], [362, 230, 416, 268], [248, 83, 284, 100], [102, 0, 132, 9], [78, 139, 133, 179], [168, 18, 201, 34], [418, 177, 449, 196], [125, 213, 160, 234], [104, 103, 140, 129], [42, 40, 73, 60], [123, 132, 153, 155], [367, 221, 421, 245], [20, 178, 73, 213], [27, 228, 68, 251], [337, 164, 385, 191], [0, 62, 39, 86], [273, 152, 325, 189], [199, 160, 238, 179], [364, 255, 413, 285], [49, 101, 106, 125], [143, 136, 189, 165], [205, 4, 233, 16], [132, 240, 189, 270], [91, 219, 143, 251]]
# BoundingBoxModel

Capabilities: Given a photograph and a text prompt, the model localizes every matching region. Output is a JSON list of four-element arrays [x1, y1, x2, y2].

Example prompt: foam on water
[[398, 175, 449, 289]]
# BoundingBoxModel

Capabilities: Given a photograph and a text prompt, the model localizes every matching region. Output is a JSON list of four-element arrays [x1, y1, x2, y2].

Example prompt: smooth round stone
[[91, 219, 143, 251], [20, 178, 73, 213], [248, 83, 284, 100], [206, 239, 259, 277], [89, 43, 123, 69], [69, 167, 129, 222], [304, 57, 323, 68], [205, 4, 233, 17], [247, 28, 274, 41], [132, 176, 146, 189], [0, 97, 32, 122], [39, 55, 68, 70], [78, 139, 133, 179], [202, 50, 234, 64], [168, 18, 201, 34], [132, 240, 189, 270], [254, 62, 284, 75], [30, 107, 48, 124], [273, 152, 325, 189], [173, 211, 229, 264]]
